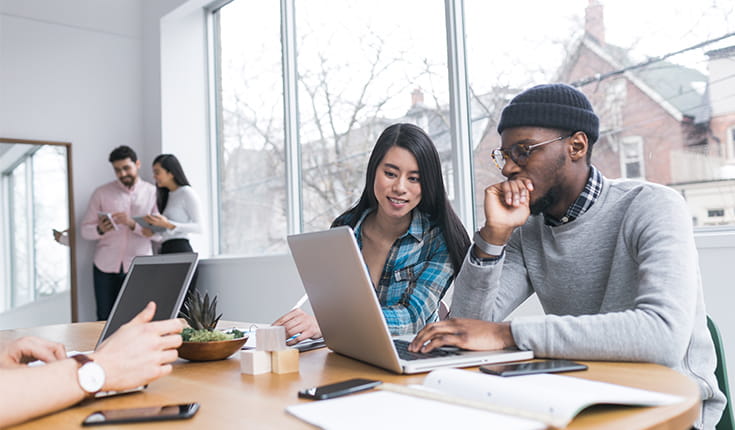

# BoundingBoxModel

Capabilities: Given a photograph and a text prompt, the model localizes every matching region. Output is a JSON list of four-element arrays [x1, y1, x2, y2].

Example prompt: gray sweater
[[453, 177, 725, 429]]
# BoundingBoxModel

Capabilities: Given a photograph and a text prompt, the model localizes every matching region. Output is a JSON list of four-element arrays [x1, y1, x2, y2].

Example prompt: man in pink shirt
[[81, 146, 158, 320]]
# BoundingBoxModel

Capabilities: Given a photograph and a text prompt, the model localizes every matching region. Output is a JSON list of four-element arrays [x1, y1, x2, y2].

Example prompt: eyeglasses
[[491, 134, 574, 170]]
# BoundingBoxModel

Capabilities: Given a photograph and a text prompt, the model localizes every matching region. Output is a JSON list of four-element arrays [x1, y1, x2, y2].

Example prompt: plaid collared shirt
[[472, 165, 603, 265], [333, 209, 454, 335]]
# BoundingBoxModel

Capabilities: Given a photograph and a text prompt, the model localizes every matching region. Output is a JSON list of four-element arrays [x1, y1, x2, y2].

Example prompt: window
[[211, 1, 735, 253], [708, 209, 725, 217], [463, 1, 735, 230], [727, 126, 735, 161], [1, 145, 70, 310], [295, 1, 450, 233], [620, 137, 645, 180], [212, 0, 455, 255], [213, 0, 286, 255]]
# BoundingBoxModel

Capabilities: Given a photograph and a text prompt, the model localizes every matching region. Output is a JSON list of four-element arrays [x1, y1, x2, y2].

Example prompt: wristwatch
[[473, 230, 506, 256], [71, 354, 105, 395]]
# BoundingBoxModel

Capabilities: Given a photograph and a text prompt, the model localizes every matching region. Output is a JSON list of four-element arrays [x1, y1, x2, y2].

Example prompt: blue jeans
[[93, 265, 126, 321]]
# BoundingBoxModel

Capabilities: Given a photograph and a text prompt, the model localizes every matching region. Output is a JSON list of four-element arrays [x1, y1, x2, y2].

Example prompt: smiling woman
[[0, 138, 76, 321], [272, 123, 471, 341]]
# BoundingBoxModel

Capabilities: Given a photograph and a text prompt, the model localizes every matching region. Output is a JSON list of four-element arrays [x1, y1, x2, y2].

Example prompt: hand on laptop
[[0, 337, 67, 368], [91, 301, 184, 392], [408, 319, 516, 354], [272, 309, 322, 346]]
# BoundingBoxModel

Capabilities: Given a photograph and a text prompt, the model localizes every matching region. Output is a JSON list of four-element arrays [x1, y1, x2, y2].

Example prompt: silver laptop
[[287, 227, 533, 374], [94, 252, 198, 396]]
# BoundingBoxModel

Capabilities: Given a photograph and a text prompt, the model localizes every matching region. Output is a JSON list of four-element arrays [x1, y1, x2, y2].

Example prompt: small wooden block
[[256, 326, 287, 351], [240, 350, 271, 375], [271, 348, 299, 374]]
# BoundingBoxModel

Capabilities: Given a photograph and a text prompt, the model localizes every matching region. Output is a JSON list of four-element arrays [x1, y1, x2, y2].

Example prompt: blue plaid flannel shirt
[[333, 209, 455, 335]]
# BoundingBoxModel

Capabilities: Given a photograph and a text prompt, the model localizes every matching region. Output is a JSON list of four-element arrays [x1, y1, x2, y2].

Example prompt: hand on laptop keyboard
[[393, 340, 461, 361]]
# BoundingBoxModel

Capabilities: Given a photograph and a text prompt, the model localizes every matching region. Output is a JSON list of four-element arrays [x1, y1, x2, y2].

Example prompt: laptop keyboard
[[393, 339, 461, 361]]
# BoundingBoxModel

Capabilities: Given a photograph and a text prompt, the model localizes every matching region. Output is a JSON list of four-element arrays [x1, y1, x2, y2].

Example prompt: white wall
[[0, 0, 187, 322], [1, 0, 143, 323], [195, 254, 310, 324], [159, 0, 212, 256], [695, 230, 735, 392], [0, 291, 70, 329]]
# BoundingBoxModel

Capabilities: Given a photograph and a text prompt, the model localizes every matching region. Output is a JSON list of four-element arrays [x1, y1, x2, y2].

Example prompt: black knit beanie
[[497, 83, 600, 144]]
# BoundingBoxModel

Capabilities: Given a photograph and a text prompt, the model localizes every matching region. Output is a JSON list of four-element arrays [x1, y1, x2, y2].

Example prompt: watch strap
[[71, 354, 103, 396], [473, 230, 506, 256], [71, 353, 93, 366]]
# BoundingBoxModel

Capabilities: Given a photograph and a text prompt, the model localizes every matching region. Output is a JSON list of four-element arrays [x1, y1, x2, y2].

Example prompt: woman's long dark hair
[[332, 123, 470, 273], [153, 154, 191, 213]]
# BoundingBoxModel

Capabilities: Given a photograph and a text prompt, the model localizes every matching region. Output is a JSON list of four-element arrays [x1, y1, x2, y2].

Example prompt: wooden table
[[1, 322, 701, 429]]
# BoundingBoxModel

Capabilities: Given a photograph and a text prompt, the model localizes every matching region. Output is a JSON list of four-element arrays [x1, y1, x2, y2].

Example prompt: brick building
[[557, 0, 711, 185], [471, 0, 735, 227]]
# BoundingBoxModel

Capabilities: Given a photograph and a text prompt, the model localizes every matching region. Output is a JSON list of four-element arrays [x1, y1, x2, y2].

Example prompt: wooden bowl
[[178, 336, 248, 362]]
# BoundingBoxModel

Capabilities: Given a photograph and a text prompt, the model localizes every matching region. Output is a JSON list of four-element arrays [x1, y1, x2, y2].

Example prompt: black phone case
[[298, 378, 382, 400], [82, 403, 199, 426], [480, 360, 588, 377]]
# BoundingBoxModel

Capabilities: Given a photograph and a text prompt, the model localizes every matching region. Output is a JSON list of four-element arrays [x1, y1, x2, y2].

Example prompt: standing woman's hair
[[153, 154, 191, 213], [333, 123, 470, 273]]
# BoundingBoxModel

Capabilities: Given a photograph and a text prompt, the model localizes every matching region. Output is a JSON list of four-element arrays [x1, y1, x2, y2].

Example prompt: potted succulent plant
[[177, 291, 248, 361]]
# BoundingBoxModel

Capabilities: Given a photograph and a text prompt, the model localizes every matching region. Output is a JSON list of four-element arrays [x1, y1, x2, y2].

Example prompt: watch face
[[79, 362, 106, 393]]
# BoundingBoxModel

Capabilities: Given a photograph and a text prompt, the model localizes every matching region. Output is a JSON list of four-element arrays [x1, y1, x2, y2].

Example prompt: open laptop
[[88, 253, 198, 397], [287, 227, 533, 374]]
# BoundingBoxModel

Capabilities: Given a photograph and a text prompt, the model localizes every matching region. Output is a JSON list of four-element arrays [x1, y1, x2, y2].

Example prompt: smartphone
[[298, 378, 382, 400], [81, 403, 199, 426], [293, 338, 327, 353], [480, 359, 588, 377], [97, 212, 118, 230]]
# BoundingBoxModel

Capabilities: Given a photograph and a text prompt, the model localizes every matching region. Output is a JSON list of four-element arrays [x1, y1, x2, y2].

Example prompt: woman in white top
[[144, 154, 203, 254]]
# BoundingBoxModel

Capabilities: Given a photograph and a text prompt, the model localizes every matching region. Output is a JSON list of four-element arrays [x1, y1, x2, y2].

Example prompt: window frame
[[619, 136, 645, 180], [201, 0, 735, 256], [727, 126, 735, 161], [206, 0, 475, 255], [3, 151, 40, 308]]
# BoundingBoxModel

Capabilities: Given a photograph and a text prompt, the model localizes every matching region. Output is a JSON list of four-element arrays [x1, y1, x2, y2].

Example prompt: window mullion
[[281, 0, 302, 234], [206, 9, 221, 254], [27, 158, 36, 301], [444, 0, 475, 231]]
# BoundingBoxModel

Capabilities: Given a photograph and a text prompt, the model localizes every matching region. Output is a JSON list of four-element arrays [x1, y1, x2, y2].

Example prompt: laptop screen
[[97, 254, 197, 347]]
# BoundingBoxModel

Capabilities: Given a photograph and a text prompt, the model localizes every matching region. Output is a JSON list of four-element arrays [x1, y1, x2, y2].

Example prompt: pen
[[291, 294, 308, 310], [286, 333, 300, 343]]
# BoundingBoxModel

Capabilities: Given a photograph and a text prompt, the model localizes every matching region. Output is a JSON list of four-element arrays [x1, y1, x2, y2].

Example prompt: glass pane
[[465, 0, 735, 229], [32, 145, 70, 297], [215, 0, 286, 255], [9, 162, 32, 306], [625, 162, 641, 179], [295, 0, 450, 231], [622, 141, 639, 159]]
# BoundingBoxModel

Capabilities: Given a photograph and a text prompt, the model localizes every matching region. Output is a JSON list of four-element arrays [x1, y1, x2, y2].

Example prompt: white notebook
[[287, 368, 683, 429]]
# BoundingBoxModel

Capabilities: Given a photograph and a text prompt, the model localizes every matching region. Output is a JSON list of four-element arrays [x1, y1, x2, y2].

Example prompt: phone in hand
[[97, 212, 118, 230], [81, 403, 199, 426], [480, 359, 588, 377], [298, 378, 382, 400]]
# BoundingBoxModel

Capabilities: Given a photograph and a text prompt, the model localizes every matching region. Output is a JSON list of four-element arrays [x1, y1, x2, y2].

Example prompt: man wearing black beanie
[[411, 83, 724, 429]]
